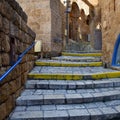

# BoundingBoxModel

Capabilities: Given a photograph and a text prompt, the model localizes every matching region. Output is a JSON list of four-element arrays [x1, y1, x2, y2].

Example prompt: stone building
[[16, 0, 64, 57], [0, 0, 35, 119], [17, 0, 102, 54], [19, 0, 119, 67]]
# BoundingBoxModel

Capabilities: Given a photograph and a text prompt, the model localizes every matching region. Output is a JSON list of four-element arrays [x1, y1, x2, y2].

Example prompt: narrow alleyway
[[9, 52, 120, 120]]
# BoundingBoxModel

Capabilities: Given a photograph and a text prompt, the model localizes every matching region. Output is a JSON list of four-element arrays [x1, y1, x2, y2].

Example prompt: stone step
[[28, 71, 120, 80], [22, 87, 120, 96], [10, 100, 120, 120], [16, 88, 120, 106], [35, 60, 102, 67], [62, 52, 102, 57], [63, 50, 102, 53], [52, 56, 101, 62], [25, 79, 120, 90], [28, 66, 120, 80]]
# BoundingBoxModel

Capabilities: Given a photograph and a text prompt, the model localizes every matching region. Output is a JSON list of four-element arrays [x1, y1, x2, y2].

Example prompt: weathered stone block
[[3, 17, 9, 34], [6, 0, 27, 22], [44, 110, 68, 120], [0, 102, 7, 120], [27, 26, 36, 39], [0, 32, 6, 51], [6, 96, 14, 115], [2, 53, 10, 66], [21, 19, 28, 33], [21, 72, 27, 85], [9, 79, 18, 94], [0, 1, 13, 20], [44, 94, 65, 105], [10, 22, 19, 38], [0, 14, 3, 30], [0, 83, 10, 103], [68, 109, 90, 120], [12, 12, 21, 28], [1, 35, 10, 52]]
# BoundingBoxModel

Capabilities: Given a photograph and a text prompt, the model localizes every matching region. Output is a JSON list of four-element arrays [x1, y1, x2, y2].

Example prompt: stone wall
[[0, 0, 36, 119], [17, 0, 63, 57], [99, 0, 120, 66]]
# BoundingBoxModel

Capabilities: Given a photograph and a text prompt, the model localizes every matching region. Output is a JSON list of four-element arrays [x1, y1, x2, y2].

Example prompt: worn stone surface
[[17, 0, 63, 55], [0, 0, 35, 119], [68, 109, 90, 120], [44, 110, 68, 120], [10, 111, 43, 120]]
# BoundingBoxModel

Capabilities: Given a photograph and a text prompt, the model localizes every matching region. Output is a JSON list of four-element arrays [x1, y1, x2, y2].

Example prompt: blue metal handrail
[[0, 42, 35, 82]]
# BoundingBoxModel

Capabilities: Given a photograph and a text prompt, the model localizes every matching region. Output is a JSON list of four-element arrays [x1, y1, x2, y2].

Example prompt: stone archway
[[69, 2, 80, 41]]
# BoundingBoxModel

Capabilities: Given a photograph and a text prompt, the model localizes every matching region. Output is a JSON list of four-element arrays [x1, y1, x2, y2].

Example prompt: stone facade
[[17, 0, 63, 56], [99, 0, 120, 66], [0, 0, 35, 119], [17, 0, 103, 54]]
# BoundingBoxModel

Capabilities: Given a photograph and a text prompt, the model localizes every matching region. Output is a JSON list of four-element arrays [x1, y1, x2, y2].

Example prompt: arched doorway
[[69, 2, 80, 41]]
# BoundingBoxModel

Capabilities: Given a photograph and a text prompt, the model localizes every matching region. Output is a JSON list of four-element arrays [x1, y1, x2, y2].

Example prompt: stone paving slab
[[9, 111, 43, 120], [44, 110, 68, 120], [68, 109, 90, 120]]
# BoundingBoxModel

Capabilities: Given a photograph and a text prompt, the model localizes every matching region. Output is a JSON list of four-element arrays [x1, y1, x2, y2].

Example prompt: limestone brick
[[9, 79, 18, 94], [3, 17, 9, 34], [10, 22, 19, 38], [6, 96, 14, 115], [2, 53, 10, 66], [1, 35, 10, 52], [0, 102, 7, 120], [0, 83, 10, 103], [0, 14, 3, 30]]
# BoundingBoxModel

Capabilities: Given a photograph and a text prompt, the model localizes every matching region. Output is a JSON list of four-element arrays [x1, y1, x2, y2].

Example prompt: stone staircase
[[9, 52, 120, 120]]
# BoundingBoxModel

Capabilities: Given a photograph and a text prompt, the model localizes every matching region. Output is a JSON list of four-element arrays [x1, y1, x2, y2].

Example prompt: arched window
[[112, 34, 120, 66]]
